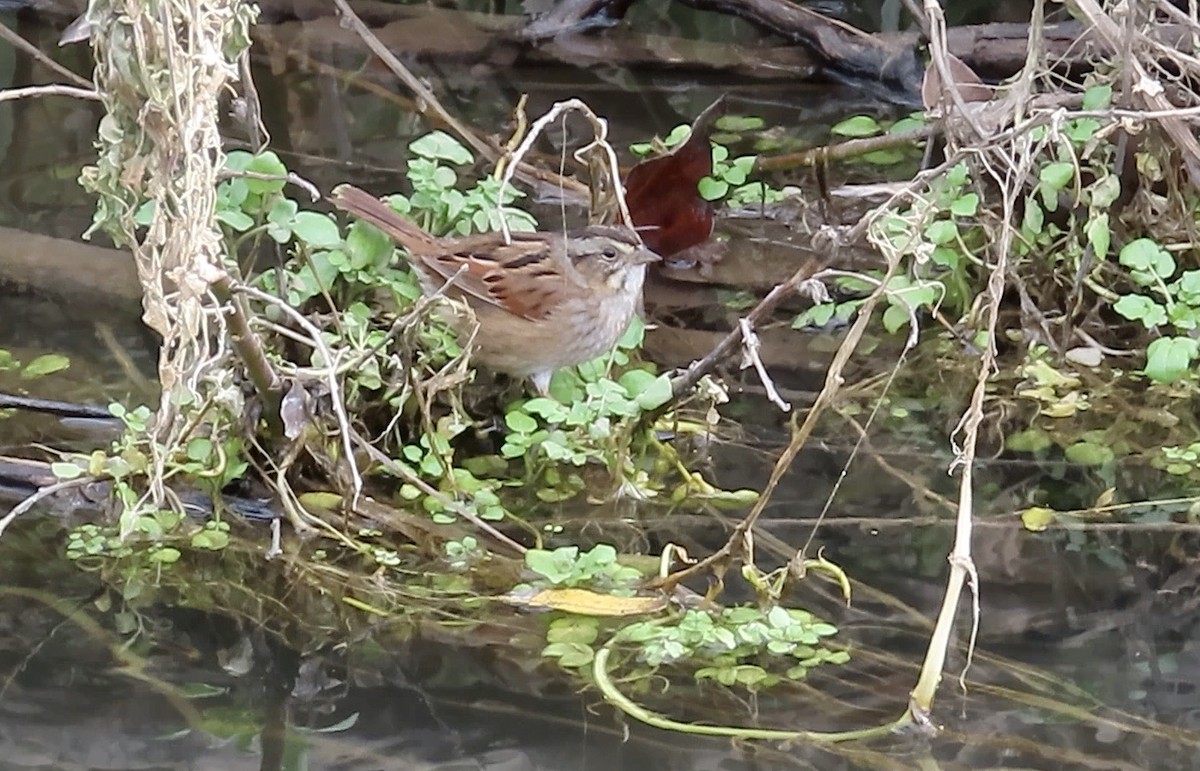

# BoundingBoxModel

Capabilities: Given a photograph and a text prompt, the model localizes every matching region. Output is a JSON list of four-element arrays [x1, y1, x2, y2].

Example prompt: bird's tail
[[328, 184, 440, 257]]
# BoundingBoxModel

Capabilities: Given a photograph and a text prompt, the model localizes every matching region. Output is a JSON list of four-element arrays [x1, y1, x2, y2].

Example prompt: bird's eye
[[601, 247, 618, 261]]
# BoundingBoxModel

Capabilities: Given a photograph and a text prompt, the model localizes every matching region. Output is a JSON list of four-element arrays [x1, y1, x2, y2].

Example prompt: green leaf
[[22, 354, 70, 378], [734, 665, 771, 686], [432, 166, 458, 189], [882, 304, 910, 334], [547, 617, 599, 645], [219, 178, 248, 208], [1006, 429, 1052, 453], [504, 410, 539, 434], [724, 156, 755, 185], [1119, 238, 1175, 281], [1089, 174, 1121, 209], [628, 141, 653, 157], [217, 209, 255, 231], [715, 115, 765, 132], [861, 149, 906, 166], [191, 528, 230, 550], [924, 220, 959, 245], [291, 211, 341, 248], [831, 115, 882, 138], [345, 220, 394, 270], [542, 642, 595, 667], [525, 546, 577, 584], [1086, 213, 1110, 258], [1021, 506, 1056, 531], [1039, 162, 1075, 192], [287, 252, 342, 304], [261, 197, 296, 243], [149, 547, 181, 564], [889, 114, 927, 133], [243, 151, 288, 194], [137, 516, 163, 539], [1168, 303, 1200, 331], [1174, 270, 1200, 305], [224, 150, 254, 172], [186, 437, 213, 463], [1144, 336, 1198, 383], [663, 124, 691, 147], [950, 193, 979, 217], [523, 397, 569, 423], [793, 303, 836, 329], [618, 371, 672, 410], [698, 177, 728, 201], [945, 163, 969, 187], [617, 315, 645, 349], [1023, 197, 1044, 234], [1064, 441, 1115, 466], [1112, 294, 1166, 329], [930, 246, 961, 269], [1082, 84, 1113, 110], [1066, 118, 1100, 144], [409, 131, 474, 164], [51, 461, 85, 479]]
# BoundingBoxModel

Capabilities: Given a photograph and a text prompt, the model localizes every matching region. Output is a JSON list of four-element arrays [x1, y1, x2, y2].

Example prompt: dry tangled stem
[[81, 0, 258, 524]]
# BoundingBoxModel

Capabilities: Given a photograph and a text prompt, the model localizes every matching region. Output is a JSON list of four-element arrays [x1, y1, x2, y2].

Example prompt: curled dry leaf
[[623, 96, 727, 258], [281, 380, 310, 440]]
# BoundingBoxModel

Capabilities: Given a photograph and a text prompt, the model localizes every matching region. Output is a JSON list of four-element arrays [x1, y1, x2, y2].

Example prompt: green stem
[[591, 628, 910, 743]]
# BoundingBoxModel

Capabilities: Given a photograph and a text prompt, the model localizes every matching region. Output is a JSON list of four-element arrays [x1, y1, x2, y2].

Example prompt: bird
[[328, 184, 661, 395]]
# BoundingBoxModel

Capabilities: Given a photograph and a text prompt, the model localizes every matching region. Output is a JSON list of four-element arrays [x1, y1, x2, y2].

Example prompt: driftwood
[[33, 0, 1200, 98], [0, 226, 137, 303], [671, 0, 922, 96], [882, 21, 1200, 78]]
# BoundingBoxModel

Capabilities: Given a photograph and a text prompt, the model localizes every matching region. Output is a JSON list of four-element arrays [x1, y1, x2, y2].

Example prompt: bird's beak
[[632, 246, 662, 265]]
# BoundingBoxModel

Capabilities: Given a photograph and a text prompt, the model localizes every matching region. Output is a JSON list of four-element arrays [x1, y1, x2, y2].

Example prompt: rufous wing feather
[[426, 242, 584, 322], [331, 184, 583, 322]]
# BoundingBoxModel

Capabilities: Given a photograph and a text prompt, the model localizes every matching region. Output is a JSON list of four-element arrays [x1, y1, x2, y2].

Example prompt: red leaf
[[624, 97, 726, 258]]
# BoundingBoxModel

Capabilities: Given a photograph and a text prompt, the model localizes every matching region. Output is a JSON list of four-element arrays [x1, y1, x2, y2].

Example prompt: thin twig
[[0, 476, 98, 538], [1072, 0, 1200, 181], [649, 258, 896, 593], [330, 0, 588, 203], [667, 263, 823, 399], [496, 99, 633, 241], [756, 126, 936, 173], [330, 0, 494, 164], [351, 431, 527, 556], [737, 319, 790, 412], [0, 84, 99, 103], [0, 20, 93, 89], [232, 283, 362, 507]]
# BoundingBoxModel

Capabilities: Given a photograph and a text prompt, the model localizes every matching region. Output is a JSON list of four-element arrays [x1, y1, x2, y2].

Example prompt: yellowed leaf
[[1040, 391, 1087, 418], [508, 588, 667, 617], [298, 491, 342, 511], [1021, 506, 1058, 532]]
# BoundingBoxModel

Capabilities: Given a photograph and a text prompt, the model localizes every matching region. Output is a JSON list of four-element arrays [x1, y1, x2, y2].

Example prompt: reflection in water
[[3, 505, 1199, 770]]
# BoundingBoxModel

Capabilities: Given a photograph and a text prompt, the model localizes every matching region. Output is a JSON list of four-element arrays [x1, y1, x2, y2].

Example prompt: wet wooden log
[[0, 226, 138, 304], [31, 0, 1200, 89]]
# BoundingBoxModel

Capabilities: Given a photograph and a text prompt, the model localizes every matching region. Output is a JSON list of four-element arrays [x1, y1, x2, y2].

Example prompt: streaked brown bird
[[329, 185, 660, 394]]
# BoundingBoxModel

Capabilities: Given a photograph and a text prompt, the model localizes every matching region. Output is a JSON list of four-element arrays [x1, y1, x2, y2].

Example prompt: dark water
[[2, 3, 1200, 770]]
